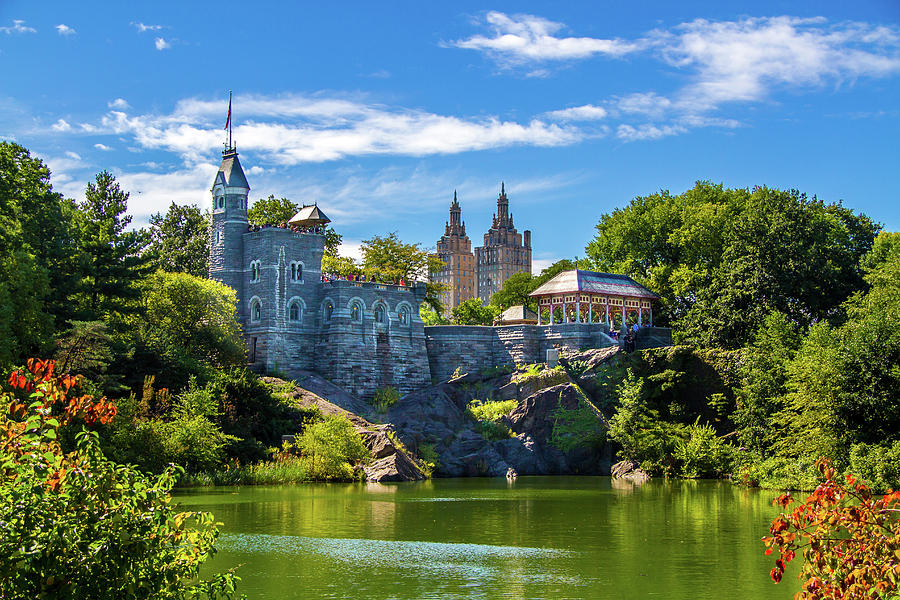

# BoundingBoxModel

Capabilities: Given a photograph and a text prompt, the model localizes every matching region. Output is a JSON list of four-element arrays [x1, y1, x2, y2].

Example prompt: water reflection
[[179, 477, 795, 600]]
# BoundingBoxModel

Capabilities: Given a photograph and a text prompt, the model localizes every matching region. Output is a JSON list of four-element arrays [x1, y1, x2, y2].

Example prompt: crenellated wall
[[424, 323, 617, 381]]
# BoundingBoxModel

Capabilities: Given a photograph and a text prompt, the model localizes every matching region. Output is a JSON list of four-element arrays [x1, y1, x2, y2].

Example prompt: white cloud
[[544, 104, 607, 121], [154, 37, 171, 50], [98, 93, 587, 165], [654, 16, 900, 111], [452, 11, 640, 66], [0, 20, 36, 34], [614, 93, 673, 118], [338, 240, 363, 262], [55, 24, 75, 36], [133, 22, 164, 32], [94, 143, 112, 151], [51, 119, 71, 132], [65, 151, 81, 160], [108, 98, 130, 109], [452, 13, 900, 140], [616, 123, 687, 141], [531, 258, 555, 275]]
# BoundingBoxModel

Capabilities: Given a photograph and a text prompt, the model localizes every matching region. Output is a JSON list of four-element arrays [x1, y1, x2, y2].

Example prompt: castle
[[208, 146, 431, 399], [208, 146, 666, 400], [432, 185, 532, 311]]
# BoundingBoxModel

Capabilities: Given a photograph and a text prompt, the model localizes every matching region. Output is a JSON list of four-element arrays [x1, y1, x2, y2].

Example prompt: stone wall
[[425, 323, 617, 381]]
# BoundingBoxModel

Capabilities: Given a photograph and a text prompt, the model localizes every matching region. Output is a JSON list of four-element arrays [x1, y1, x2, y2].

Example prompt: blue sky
[[2, 1, 898, 272]]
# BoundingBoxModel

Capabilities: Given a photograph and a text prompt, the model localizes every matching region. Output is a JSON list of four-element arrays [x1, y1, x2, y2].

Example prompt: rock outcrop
[[266, 377, 425, 482], [269, 343, 624, 481], [611, 459, 650, 484]]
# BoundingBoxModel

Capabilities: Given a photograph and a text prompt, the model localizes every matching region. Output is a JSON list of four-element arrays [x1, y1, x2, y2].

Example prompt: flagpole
[[228, 90, 232, 150]]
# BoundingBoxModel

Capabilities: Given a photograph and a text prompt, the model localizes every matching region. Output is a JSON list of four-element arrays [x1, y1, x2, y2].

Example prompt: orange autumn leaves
[[764, 458, 900, 599], [2, 358, 117, 493]]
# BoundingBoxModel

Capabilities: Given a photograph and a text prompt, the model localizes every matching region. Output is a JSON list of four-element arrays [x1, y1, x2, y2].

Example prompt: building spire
[[501, 181, 505, 196]]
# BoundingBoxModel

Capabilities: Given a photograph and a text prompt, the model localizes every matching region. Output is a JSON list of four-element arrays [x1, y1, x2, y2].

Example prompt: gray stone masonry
[[424, 323, 617, 381]]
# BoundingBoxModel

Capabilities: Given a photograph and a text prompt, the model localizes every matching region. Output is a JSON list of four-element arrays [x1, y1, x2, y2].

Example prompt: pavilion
[[529, 269, 659, 327]]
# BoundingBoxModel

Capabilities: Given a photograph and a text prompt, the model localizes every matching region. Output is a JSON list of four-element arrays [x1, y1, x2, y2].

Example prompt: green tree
[[297, 413, 371, 480], [734, 311, 801, 455], [76, 171, 151, 324], [148, 202, 209, 277], [451, 298, 498, 325], [0, 143, 81, 366], [247, 194, 297, 226], [361, 232, 446, 311], [137, 271, 245, 383], [585, 182, 878, 348], [0, 359, 239, 599], [489, 272, 537, 311]]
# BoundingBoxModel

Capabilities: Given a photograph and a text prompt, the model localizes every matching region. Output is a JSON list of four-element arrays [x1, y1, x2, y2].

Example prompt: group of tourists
[[248, 222, 326, 234], [617, 322, 642, 353], [320, 271, 409, 287]]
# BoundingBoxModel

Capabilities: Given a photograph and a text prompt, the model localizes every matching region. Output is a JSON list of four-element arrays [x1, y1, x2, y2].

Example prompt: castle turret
[[209, 147, 250, 304]]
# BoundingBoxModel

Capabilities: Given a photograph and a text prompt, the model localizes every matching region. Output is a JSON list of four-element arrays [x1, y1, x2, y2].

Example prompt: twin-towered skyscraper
[[433, 184, 532, 311]]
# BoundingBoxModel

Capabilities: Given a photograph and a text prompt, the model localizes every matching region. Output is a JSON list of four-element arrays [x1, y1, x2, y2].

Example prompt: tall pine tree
[[76, 171, 150, 325]]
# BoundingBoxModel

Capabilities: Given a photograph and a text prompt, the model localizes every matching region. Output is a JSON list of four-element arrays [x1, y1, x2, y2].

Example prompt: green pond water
[[176, 476, 796, 599]]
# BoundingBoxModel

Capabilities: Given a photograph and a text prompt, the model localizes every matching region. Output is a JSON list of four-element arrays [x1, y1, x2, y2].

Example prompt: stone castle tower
[[433, 191, 476, 311], [208, 146, 430, 399]]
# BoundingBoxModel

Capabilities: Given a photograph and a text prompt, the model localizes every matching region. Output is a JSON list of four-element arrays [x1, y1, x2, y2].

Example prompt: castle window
[[250, 299, 261, 323], [374, 304, 386, 324], [290, 262, 303, 282], [217, 196, 225, 210], [289, 302, 301, 322], [399, 306, 411, 326], [350, 301, 362, 322], [250, 261, 261, 282], [215, 231, 221, 244], [324, 301, 334, 322]]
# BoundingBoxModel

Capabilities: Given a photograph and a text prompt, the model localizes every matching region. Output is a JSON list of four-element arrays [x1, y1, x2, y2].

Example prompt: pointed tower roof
[[216, 149, 250, 190]]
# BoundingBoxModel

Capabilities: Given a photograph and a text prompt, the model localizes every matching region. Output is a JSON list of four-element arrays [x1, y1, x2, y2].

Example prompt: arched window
[[324, 301, 334, 322], [217, 196, 225, 210], [374, 304, 386, 324], [289, 302, 300, 321], [399, 306, 411, 326], [351, 302, 362, 322], [296, 263, 302, 281], [250, 261, 261, 282], [250, 299, 261, 323], [291, 263, 296, 281]]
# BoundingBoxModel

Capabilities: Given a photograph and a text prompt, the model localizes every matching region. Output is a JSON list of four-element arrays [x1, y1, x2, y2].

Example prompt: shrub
[[512, 364, 568, 388], [467, 398, 517, 422], [739, 455, 822, 491], [0, 359, 238, 599], [607, 370, 688, 475], [475, 419, 514, 441], [549, 393, 607, 453], [372, 386, 400, 414], [848, 441, 900, 493], [764, 459, 900, 597], [674, 420, 736, 478], [416, 442, 440, 477], [296, 413, 371, 480]]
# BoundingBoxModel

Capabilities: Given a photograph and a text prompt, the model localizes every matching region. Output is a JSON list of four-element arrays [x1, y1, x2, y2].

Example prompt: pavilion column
[[537, 305, 542, 325], [639, 305, 643, 327], [589, 303, 593, 324], [605, 303, 610, 326], [576, 301, 580, 323], [649, 307, 653, 327]]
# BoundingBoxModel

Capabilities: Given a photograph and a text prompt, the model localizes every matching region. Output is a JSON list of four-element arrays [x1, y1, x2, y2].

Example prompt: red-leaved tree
[[764, 458, 900, 599]]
